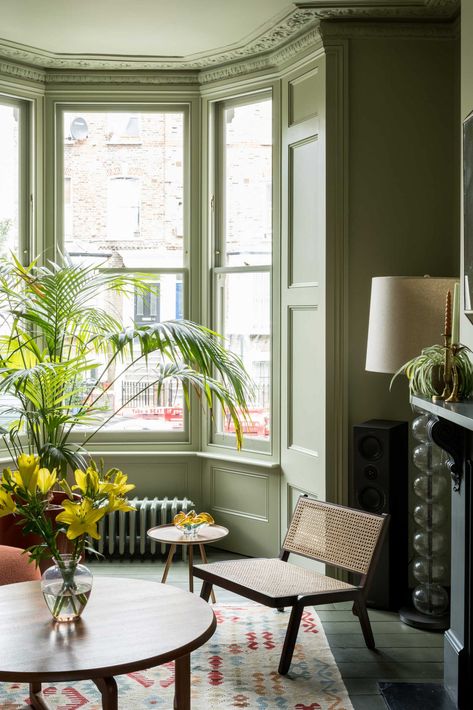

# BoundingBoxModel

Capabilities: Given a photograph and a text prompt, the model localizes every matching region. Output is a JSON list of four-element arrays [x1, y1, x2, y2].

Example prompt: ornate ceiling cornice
[[0, 1, 460, 77], [320, 18, 459, 39], [0, 59, 45, 84], [0, 6, 321, 73]]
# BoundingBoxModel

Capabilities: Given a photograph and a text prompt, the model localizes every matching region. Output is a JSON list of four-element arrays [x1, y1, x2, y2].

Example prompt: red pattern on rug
[[0, 604, 353, 709]]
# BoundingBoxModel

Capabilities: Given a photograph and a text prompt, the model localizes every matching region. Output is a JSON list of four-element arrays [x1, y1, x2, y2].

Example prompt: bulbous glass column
[[403, 410, 450, 627]]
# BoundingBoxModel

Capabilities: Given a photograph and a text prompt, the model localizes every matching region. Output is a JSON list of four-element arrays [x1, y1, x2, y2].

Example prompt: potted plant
[[0, 255, 254, 548], [0, 254, 253, 474], [391, 343, 473, 399]]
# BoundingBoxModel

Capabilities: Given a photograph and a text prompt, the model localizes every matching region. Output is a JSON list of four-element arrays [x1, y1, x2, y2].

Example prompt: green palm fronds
[[0, 256, 254, 471]]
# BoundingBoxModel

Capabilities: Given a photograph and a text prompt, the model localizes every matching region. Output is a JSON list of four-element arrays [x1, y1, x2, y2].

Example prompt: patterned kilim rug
[[0, 604, 353, 709]]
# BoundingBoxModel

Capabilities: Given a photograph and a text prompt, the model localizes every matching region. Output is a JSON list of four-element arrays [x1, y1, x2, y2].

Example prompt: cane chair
[[193, 495, 389, 675]]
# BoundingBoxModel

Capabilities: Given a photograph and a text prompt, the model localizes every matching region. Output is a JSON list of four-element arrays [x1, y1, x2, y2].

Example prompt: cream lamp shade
[[365, 276, 457, 374]]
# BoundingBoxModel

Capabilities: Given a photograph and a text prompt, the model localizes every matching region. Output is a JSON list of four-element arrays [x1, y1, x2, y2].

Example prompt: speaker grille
[[358, 435, 383, 461], [352, 419, 408, 610]]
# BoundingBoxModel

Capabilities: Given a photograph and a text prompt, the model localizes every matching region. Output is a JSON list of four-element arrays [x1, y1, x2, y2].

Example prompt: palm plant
[[0, 255, 254, 475]]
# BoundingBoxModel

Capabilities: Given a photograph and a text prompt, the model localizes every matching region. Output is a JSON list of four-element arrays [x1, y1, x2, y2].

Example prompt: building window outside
[[175, 280, 183, 320], [134, 280, 160, 326], [61, 109, 185, 435], [107, 176, 140, 240], [214, 95, 272, 446]]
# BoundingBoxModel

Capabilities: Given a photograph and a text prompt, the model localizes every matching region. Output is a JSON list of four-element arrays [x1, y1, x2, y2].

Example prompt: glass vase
[[41, 554, 93, 622]]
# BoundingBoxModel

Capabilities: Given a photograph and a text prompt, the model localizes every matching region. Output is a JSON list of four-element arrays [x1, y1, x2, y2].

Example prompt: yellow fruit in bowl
[[173, 509, 215, 531]]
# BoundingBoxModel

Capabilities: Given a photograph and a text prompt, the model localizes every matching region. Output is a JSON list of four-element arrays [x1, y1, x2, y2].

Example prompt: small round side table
[[147, 524, 229, 603]]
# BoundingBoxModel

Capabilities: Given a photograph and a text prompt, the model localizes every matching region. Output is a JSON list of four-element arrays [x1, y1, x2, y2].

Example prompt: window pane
[[62, 108, 186, 434], [223, 99, 272, 267], [63, 110, 184, 268], [0, 104, 19, 258], [217, 271, 270, 440], [0, 101, 22, 432], [72, 273, 185, 434]]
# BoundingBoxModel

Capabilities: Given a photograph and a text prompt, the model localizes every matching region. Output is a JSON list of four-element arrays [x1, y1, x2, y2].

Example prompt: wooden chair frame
[[193, 495, 390, 675]]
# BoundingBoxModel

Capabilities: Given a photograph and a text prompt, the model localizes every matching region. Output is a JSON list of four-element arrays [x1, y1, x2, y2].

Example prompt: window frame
[[210, 91, 274, 455], [54, 102, 195, 448], [0, 93, 31, 264], [0, 93, 33, 454]]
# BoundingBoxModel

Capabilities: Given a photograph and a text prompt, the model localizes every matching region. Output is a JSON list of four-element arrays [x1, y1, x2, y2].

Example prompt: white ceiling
[[0, 0, 294, 58]]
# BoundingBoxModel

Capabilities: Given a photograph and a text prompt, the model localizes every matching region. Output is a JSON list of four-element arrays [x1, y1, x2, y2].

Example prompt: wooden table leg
[[28, 683, 50, 710], [198, 544, 216, 603], [188, 543, 194, 593], [94, 676, 118, 710], [162, 543, 177, 583], [174, 653, 191, 710]]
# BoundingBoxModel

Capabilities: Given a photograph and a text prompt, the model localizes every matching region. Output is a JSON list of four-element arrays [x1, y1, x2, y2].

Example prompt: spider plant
[[0, 255, 254, 475], [390, 343, 473, 398]]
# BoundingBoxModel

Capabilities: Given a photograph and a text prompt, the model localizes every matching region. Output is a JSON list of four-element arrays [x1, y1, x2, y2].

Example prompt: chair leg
[[353, 597, 375, 649], [200, 580, 213, 602], [278, 603, 304, 675]]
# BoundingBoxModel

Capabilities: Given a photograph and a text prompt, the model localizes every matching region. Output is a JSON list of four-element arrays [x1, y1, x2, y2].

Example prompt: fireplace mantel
[[411, 395, 473, 709]]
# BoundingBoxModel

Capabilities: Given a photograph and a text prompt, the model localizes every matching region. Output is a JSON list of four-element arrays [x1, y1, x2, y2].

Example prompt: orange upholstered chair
[[0, 545, 41, 586]]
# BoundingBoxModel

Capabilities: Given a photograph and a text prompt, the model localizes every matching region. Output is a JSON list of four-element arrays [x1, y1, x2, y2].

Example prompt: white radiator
[[90, 496, 194, 558]]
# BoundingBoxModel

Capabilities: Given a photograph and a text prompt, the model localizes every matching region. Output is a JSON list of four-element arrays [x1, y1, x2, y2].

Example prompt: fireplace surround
[[411, 395, 473, 709]]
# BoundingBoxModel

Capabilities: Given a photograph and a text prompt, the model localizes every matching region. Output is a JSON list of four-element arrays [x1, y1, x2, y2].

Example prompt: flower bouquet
[[0, 454, 135, 621]]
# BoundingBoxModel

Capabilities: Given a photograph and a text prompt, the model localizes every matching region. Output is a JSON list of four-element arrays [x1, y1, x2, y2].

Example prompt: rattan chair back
[[282, 497, 386, 576]]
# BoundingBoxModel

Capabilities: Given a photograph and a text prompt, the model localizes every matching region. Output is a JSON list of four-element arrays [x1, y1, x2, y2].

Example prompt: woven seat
[[193, 496, 389, 675], [194, 557, 356, 602]]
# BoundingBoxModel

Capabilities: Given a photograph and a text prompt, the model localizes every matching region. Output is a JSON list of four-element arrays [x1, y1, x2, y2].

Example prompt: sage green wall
[[347, 32, 459, 437], [461, 5, 473, 350]]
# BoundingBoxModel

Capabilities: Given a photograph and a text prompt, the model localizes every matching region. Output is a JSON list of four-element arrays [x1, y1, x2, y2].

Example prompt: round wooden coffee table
[[0, 577, 215, 709], [147, 524, 229, 603]]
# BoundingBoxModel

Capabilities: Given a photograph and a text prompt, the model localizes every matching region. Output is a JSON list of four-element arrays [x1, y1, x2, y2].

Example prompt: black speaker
[[352, 419, 408, 611]]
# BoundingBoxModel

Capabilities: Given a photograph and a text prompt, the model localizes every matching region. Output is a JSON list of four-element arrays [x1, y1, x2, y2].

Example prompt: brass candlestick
[[445, 344, 461, 403], [432, 289, 462, 403]]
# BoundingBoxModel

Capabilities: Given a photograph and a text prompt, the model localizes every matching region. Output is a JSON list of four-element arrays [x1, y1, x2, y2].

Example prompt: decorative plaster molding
[[0, 1, 459, 76], [0, 7, 320, 73], [0, 59, 45, 84], [199, 27, 322, 85], [42, 26, 322, 87], [320, 19, 458, 40], [45, 72, 200, 86]]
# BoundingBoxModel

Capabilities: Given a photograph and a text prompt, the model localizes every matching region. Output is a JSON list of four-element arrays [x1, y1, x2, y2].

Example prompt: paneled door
[[280, 52, 327, 539]]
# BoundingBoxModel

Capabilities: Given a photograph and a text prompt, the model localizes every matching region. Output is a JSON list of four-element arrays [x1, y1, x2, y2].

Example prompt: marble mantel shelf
[[411, 395, 473, 432]]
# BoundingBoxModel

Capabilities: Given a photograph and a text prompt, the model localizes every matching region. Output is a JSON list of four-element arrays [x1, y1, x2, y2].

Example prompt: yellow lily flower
[[106, 495, 136, 514], [55, 498, 106, 540], [72, 467, 113, 497], [110, 471, 135, 497], [0, 489, 16, 517], [37, 468, 57, 495], [16, 453, 40, 493]]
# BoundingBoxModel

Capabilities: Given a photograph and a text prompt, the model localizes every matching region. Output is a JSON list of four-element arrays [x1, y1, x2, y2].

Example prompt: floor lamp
[[365, 276, 456, 630]]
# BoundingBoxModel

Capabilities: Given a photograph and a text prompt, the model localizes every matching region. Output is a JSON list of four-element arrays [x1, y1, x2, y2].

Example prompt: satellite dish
[[70, 117, 88, 140]]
